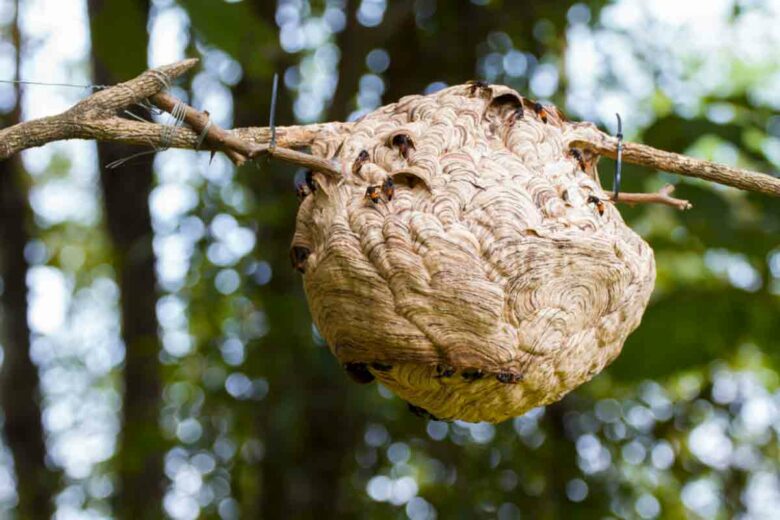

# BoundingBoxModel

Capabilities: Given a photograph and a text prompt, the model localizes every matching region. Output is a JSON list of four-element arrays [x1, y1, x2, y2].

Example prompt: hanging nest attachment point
[[291, 83, 656, 423]]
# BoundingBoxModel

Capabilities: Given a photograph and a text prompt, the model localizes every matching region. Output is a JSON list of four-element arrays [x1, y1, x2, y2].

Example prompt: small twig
[[613, 113, 622, 201], [263, 145, 342, 178], [609, 184, 692, 210]]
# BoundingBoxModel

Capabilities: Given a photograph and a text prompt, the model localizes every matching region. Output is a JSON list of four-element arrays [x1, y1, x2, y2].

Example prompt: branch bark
[[89, 1, 165, 518], [0, 4, 55, 516], [0, 59, 198, 159]]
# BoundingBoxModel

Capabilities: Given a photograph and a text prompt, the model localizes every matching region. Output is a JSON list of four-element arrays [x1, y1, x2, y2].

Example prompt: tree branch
[[567, 124, 780, 198], [610, 184, 692, 210], [0, 59, 198, 159], [0, 58, 350, 179], [1, 59, 779, 202]]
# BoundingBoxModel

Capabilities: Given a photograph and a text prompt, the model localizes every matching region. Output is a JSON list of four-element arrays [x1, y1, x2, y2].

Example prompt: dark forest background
[[0, 0, 779, 518]]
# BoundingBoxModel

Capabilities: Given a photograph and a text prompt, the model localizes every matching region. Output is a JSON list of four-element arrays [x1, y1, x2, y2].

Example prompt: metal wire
[[0, 78, 106, 90], [269, 73, 279, 151], [107, 100, 187, 169], [105, 150, 157, 169], [148, 69, 171, 91], [160, 100, 187, 150], [195, 117, 213, 150], [614, 113, 623, 201]]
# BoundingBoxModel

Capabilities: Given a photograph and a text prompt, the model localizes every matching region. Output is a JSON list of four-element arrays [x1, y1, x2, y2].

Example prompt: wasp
[[289, 246, 310, 273], [467, 79, 490, 96], [304, 170, 317, 193], [461, 368, 484, 382], [533, 102, 548, 123], [554, 106, 568, 123], [295, 180, 310, 202], [391, 133, 415, 159], [407, 402, 441, 421], [569, 148, 586, 171], [352, 149, 369, 175], [344, 362, 374, 384], [381, 177, 395, 201], [587, 194, 605, 216], [365, 185, 381, 204], [496, 372, 523, 384], [434, 364, 456, 378], [508, 105, 524, 126]]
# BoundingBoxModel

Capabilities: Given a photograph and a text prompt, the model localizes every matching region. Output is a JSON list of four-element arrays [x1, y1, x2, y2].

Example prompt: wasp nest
[[291, 83, 655, 423]]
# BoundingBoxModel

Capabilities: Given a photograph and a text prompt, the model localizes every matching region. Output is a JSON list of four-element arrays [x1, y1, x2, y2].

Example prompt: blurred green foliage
[[1, 0, 779, 519]]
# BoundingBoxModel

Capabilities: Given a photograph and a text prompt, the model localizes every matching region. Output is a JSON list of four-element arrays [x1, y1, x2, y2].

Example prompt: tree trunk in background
[[0, 156, 53, 520], [539, 402, 579, 519], [330, 0, 416, 119], [326, 0, 359, 121], [383, 1, 488, 103], [229, 2, 362, 517], [382, 3, 425, 103], [87, 1, 164, 518], [0, 5, 55, 517], [381, 0, 579, 104]]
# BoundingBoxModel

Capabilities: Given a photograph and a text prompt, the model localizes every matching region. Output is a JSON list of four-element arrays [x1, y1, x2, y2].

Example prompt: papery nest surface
[[291, 83, 656, 423]]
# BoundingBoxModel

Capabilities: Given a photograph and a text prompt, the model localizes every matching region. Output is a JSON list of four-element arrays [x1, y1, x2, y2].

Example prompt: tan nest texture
[[291, 83, 656, 423]]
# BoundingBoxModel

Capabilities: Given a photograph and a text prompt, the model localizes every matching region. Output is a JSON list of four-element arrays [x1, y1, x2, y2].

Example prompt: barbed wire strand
[[195, 116, 213, 150], [0, 78, 107, 90]]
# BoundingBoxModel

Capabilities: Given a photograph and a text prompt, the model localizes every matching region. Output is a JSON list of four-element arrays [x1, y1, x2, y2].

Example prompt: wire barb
[[122, 109, 149, 123], [614, 113, 623, 202], [135, 98, 164, 116], [195, 115, 213, 150], [269, 73, 279, 153], [105, 150, 156, 169]]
